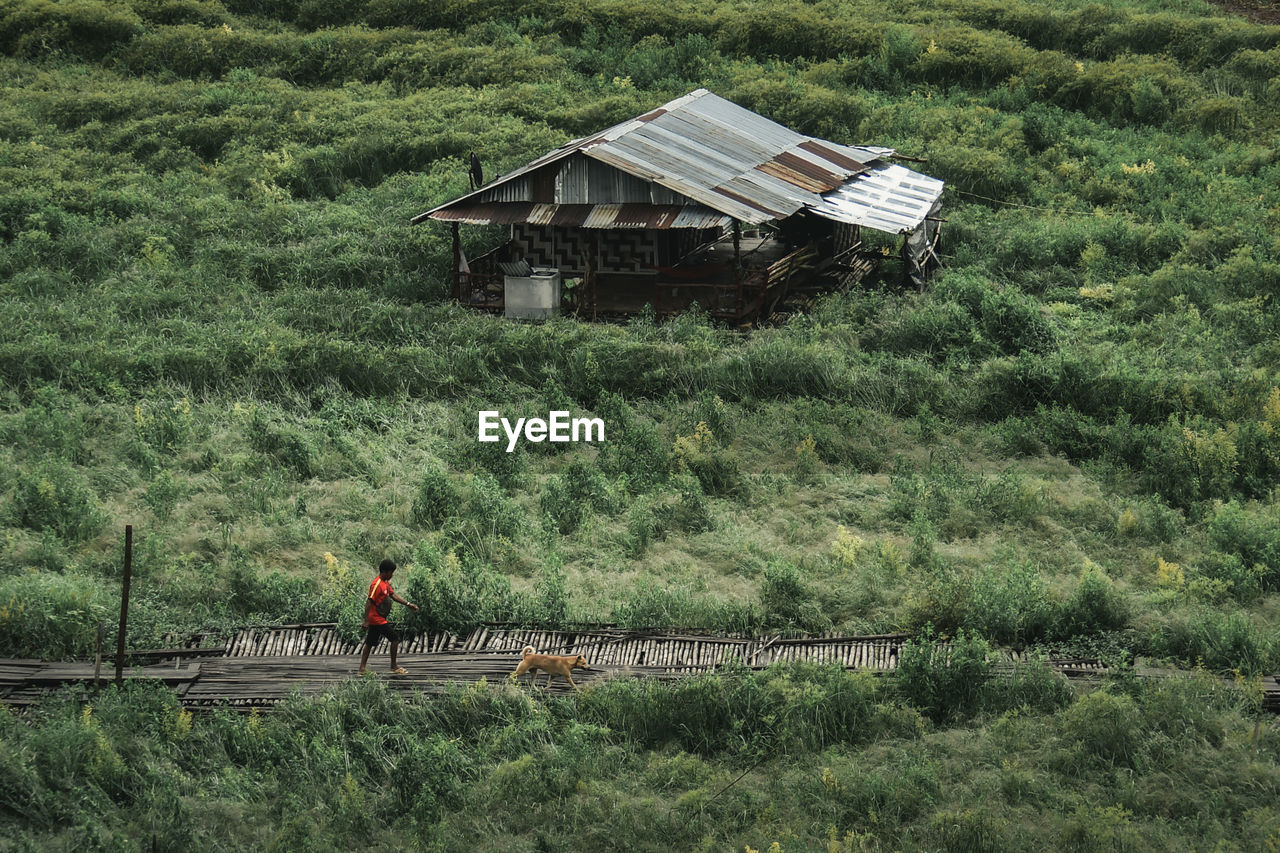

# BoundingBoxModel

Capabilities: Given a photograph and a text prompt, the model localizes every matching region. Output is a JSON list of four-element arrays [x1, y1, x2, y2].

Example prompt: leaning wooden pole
[[115, 525, 133, 685]]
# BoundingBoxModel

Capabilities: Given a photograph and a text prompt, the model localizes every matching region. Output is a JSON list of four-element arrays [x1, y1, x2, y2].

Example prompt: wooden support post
[[587, 232, 598, 321], [451, 222, 462, 303], [115, 525, 132, 685], [94, 621, 103, 689], [733, 221, 744, 317]]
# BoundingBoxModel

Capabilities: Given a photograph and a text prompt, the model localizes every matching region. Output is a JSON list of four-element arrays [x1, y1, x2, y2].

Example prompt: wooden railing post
[[451, 222, 462, 303], [115, 525, 132, 685]]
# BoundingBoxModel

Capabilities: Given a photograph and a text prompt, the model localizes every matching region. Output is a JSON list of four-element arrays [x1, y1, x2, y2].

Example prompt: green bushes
[[410, 466, 460, 528], [893, 628, 993, 722], [246, 409, 317, 479], [1061, 689, 1143, 767], [398, 541, 519, 635], [1147, 609, 1274, 675], [0, 570, 112, 658], [671, 420, 744, 499], [227, 558, 321, 621], [578, 663, 891, 755], [887, 453, 1043, 538], [0, 0, 142, 60], [1206, 500, 1280, 591], [906, 558, 1129, 646], [608, 580, 759, 633], [761, 560, 827, 632], [1057, 563, 1130, 638], [595, 393, 671, 492], [875, 275, 1054, 358], [540, 458, 616, 535], [10, 460, 105, 542]]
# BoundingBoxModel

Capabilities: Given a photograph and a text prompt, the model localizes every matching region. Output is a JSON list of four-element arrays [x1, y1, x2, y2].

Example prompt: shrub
[[658, 472, 713, 535], [144, 470, 182, 522], [228, 556, 320, 621], [399, 541, 518, 636], [410, 466, 460, 528], [982, 655, 1074, 715], [578, 663, 886, 756], [1148, 609, 1273, 675], [539, 458, 614, 535], [608, 580, 760, 634], [621, 499, 664, 558], [1061, 690, 1143, 767], [1206, 500, 1280, 591], [1059, 804, 1143, 851], [10, 385, 89, 464], [11, 460, 105, 542], [526, 562, 569, 627], [458, 472, 523, 543], [1056, 563, 1129, 638], [760, 560, 826, 631], [934, 273, 1057, 355], [0, 0, 143, 60], [133, 398, 193, 454], [0, 570, 112, 659], [246, 409, 317, 479], [388, 733, 472, 825], [464, 433, 527, 490], [321, 550, 365, 639], [595, 393, 670, 492], [672, 421, 744, 498], [1187, 553, 1263, 603], [971, 560, 1054, 647], [894, 627, 993, 722], [1140, 672, 1235, 751], [926, 808, 1012, 853]]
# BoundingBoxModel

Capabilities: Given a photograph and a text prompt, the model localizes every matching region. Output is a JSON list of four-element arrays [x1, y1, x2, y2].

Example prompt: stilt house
[[414, 89, 944, 323]]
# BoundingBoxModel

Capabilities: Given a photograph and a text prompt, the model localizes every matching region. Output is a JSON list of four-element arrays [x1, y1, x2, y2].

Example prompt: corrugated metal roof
[[428, 202, 731, 230], [810, 163, 946, 234], [414, 90, 941, 233]]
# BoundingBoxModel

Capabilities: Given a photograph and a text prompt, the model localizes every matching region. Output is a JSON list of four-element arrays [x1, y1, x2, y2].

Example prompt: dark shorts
[[364, 623, 400, 647]]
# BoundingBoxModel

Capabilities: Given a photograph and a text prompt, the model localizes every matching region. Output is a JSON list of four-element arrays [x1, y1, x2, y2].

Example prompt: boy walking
[[358, 559, 419, 675]]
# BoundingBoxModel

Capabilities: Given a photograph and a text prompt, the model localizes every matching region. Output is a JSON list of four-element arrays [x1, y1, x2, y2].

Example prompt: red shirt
[[365, 576, 392, 626]]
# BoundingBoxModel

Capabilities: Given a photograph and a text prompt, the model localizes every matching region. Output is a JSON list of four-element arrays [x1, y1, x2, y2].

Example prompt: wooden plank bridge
[[1, 623, 1275, 713]]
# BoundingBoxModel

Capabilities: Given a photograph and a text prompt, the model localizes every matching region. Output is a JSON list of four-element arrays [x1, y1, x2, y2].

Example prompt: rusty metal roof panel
[[422, 202, 730, 229], [755, 156, 843, 194], [720, 169, 822, 216], [427, 202, 535, 225], [581, 204, 662, 229]]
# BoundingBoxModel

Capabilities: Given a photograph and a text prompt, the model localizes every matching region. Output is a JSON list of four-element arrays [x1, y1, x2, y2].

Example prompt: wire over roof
[[416, 89, 942, 234]]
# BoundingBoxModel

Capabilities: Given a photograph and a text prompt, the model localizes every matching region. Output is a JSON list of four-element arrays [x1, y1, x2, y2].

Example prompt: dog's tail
[[521, 645, 536, 657]]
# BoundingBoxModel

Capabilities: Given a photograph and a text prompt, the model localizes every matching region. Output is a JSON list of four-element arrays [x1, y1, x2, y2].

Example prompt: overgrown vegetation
[[2, 666, 1275, 851], [2, 0, 1280, 847]]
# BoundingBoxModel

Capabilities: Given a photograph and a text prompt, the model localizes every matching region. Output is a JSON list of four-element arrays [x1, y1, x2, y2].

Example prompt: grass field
[[2, 0, 1280, 847]]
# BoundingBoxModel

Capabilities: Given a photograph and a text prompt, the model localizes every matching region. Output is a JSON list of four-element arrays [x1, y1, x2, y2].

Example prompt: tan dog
[[511, 645, 590, 690]]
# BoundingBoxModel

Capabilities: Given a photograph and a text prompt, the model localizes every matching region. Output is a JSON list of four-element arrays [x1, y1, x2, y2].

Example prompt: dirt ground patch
[[1211, 0, 1280, 24]]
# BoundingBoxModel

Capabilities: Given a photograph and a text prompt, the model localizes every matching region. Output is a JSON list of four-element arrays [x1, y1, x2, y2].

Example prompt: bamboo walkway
[[1, 624, 1276, 713]]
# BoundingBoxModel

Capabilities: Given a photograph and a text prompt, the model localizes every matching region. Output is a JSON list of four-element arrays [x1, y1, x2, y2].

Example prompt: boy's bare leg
[[358, 642, 372, 674]]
